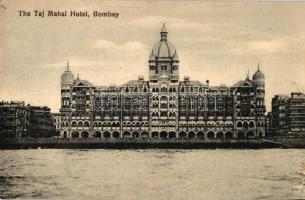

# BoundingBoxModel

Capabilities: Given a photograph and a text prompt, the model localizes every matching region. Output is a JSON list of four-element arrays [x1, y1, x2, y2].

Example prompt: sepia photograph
[[0, 0, 305, 199]]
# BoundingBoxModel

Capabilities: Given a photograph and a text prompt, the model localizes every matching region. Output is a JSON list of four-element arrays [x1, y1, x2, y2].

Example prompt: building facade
[[59, 25, 266, 139], [0, 101, 55, 138], [27, 106, 55, 138], [52, 113, 61, 136], [0, 101, 28, 138], [271, 92, 305, 136], [271, 95, 289, 136]]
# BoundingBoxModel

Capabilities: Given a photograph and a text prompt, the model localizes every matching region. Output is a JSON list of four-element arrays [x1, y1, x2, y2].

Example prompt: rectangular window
[[161, 66, 167, 70]]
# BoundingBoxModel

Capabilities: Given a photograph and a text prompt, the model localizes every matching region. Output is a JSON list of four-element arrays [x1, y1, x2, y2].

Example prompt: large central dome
[[151, 24, 178, 59]]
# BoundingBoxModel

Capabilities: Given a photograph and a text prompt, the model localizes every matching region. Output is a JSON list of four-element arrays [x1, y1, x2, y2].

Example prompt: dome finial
[[66, 61, 70, 71], [257, 61, 261, 71], [160, 23, 168, 41], [77, 73, 79, 79], [246, 69, 250, 80]]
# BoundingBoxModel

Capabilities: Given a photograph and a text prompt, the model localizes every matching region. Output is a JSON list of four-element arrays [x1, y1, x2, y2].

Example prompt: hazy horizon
[[1, 1, 305, 112]]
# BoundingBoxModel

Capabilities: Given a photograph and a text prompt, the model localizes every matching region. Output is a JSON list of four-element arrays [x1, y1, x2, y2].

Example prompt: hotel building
[[59, 25, 266, 139]]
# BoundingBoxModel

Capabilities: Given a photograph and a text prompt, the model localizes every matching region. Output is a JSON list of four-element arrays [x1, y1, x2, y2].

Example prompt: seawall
[[0, 138, 290, 149]]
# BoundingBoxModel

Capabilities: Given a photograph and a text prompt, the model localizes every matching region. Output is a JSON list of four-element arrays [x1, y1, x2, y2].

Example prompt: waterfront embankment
[[1, 137, 301, 149]]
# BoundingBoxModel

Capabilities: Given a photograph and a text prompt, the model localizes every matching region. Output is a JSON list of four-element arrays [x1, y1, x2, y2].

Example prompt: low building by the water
[[271, 95, 288, 136], [271, 92, 305, 136], [0, 101, 28, 138], [0, 101, 55, 138], [58, 24, 267, 140], [27, 106, 55, 138]]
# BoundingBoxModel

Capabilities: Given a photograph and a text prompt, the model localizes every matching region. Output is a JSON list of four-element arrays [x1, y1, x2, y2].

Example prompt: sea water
[[0, 149, 305, 200]]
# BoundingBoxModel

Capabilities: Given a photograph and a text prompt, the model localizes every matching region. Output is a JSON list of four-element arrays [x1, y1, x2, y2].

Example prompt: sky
[[0, 0, 305, 112]]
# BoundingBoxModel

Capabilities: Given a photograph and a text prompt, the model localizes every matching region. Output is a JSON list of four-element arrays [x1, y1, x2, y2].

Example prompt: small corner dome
[[61, 71, 74, 84], [172, 50, 179, 61], [252, 68, 265, 81], [149, 51, 156, 61], [61, 63, 74, 84]]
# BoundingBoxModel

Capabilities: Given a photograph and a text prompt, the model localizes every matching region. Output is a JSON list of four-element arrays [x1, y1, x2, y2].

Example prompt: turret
[[61, 61, 74, 85], [60, 62, 74, 111], [252, 63, 265, 85]]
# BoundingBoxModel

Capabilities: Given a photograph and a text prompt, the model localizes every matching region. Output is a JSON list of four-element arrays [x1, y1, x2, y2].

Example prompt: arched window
[[84, 121, 90, 127], [161, 96, 168, 101], [249, 121, 255, 128], [243, 121, 248, 129], [71, 121, 77, 127], [237, 121, 242, 128], [78, 121, 83, 127], [94, 96, 102, 109]]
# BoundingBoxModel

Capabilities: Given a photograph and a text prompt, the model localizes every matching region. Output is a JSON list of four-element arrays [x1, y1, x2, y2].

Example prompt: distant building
[[271, 95, 289, 136], [286, 92, 305, 135], [27, 106, 55, 138], [0, 101, 28, 138], [59, 24, 266, 139], [0, 101, 55, 138], [271, 92, 305, 136]]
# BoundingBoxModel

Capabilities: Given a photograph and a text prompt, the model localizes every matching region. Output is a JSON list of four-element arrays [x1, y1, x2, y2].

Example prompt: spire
[[160, 23, 168, 41], [257, 61, 261, 72], [149, 50, 155, 61], [173, 50, 179, 61], [246, 69, 250, 80], [77, 73, 79, 79], [66, 61, 70, 71]]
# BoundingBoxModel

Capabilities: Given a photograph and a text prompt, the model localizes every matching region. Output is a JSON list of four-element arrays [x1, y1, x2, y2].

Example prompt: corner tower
[[252, 63, 266, 137], [252, 63, 265, 108], [60, 62, 74, 111]]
